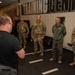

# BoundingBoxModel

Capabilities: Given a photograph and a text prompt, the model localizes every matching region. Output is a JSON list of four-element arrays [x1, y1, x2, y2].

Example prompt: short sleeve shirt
[[0, 31, 22, 69]]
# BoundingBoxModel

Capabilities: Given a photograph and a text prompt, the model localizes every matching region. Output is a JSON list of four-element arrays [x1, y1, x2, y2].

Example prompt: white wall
[[20, 0, 75, 51]]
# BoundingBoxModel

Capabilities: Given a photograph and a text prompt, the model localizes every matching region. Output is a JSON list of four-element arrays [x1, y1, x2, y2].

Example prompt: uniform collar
[[55, 23, 61, 28], [20, 21, 24, 23], [36, 21, 41, 23]]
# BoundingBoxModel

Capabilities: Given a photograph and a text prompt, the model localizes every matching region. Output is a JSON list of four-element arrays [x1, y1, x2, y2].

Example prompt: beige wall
[[20, 0, 75, 51]]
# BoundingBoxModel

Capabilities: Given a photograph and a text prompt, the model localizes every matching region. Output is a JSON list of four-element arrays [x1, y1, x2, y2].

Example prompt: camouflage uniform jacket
[[31, 21, 46, 38], [17, 21, 29, 34]]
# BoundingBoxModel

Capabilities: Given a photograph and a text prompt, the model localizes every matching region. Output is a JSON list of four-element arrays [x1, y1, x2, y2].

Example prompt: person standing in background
[[0, 14, 25, 75], [50, 17, 66, 63], [69, 28, 75, 66], [17, 17, 29, 49], [31, 15, 46, 56]]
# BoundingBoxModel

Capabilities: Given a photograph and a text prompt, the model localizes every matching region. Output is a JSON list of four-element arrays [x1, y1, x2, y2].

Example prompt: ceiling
[[0, 0, 18, 8]]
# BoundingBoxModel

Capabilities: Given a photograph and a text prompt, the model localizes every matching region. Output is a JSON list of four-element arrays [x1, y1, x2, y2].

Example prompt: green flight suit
[[52, 24, 66, 60], [31, 21, 46, 52], [17, 21, 29, 47]]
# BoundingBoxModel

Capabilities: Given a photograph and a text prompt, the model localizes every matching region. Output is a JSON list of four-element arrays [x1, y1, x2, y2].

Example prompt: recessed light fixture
[[0, 1, 2, 3]]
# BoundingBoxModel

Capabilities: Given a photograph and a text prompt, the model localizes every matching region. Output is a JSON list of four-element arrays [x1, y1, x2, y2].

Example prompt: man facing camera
[[31, 15, 46, 56], [0, 14, 25, 75], [17, 17, 29, 49], [50, 17, 66, 64]]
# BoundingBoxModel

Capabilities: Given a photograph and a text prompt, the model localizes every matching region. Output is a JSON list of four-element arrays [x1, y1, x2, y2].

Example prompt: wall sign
[[21, 0, 75, 15]]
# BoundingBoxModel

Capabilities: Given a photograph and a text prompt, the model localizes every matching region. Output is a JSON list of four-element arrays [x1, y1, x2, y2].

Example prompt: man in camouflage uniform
[[69, 28, 75, 66], [31, 15, 46, 56], [17, 17, 29, 49], [50, 17, 66, 64]]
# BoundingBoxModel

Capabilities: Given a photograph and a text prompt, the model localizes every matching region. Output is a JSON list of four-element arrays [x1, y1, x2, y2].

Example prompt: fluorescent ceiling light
[[0, 1, 2, 3]]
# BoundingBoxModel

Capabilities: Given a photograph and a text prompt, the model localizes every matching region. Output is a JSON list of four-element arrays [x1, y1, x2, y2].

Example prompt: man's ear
[[6, 23, 10, 29]]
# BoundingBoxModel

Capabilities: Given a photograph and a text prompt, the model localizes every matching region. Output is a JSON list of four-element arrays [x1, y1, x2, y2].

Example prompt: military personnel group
[[17, 15, 75, 66]]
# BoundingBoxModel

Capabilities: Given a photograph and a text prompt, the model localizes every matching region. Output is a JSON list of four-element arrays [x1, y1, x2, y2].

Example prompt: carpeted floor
[[18, 42, 75, 75]]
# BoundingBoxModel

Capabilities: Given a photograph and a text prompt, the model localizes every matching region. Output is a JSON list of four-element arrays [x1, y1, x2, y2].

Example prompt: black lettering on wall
[[21, 0, 75, 15]]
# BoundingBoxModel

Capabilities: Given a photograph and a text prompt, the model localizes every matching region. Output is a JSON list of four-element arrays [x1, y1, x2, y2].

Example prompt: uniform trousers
[[33, 37, 44, 52], [19, 33, 26, 46], [52, 40, 63, 60]]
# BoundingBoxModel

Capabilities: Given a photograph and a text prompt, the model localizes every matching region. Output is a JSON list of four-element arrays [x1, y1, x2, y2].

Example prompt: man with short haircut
[[50, 17, 66, 63], [31, 15, 46, 56], [0, 14, 25, 75], [17, 17, 29, 49]]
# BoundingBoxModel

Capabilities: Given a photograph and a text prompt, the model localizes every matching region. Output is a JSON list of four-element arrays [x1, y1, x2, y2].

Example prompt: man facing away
[[50, 17, 66, 64], [31, 15, 46, 56], [17, 17, 29, 49], [0, 14, 25, 75]]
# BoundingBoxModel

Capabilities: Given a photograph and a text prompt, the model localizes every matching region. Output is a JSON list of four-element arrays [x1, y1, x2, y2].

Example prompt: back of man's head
[[0, 14, 11, 26], [0, 14, 12, 33]]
